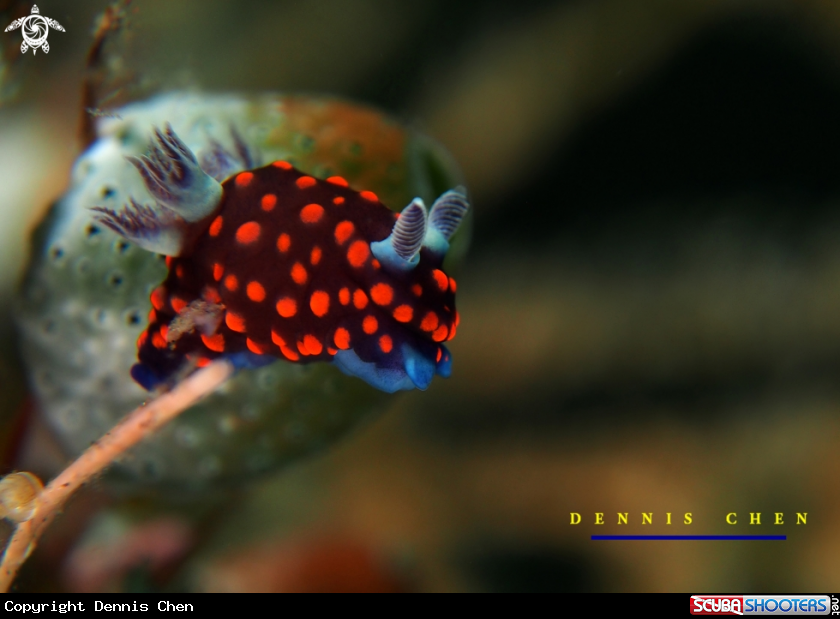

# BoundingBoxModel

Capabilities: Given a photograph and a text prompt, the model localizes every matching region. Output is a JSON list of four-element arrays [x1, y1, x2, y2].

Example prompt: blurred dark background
[[3, 0, 840, 592]]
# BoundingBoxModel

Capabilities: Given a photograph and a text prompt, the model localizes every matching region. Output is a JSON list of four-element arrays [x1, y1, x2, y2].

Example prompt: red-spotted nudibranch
[[92, 124, 469, 393]]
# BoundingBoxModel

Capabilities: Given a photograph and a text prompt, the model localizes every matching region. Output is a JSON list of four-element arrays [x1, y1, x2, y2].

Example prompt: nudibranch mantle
[[94, 126, 468, 394]]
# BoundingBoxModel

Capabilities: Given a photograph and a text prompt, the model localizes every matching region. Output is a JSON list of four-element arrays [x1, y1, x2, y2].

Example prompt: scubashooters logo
[[4, 5, 65, 55], [690, 595, 832, 615]]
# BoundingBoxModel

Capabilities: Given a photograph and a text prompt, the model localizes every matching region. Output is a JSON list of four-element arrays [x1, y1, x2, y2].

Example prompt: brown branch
[[0, 359, 234, 592]]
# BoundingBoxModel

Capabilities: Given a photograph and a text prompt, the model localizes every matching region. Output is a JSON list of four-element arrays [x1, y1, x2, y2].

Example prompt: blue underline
[[591, 535, 787, 541]]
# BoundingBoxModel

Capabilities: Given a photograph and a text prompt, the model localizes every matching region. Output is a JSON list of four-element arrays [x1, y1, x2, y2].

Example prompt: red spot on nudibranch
[[436, 348, 443, 362], [412, 284, 422, 297], [209, 216, 223, 237], [363, 315, 378, 334], [447, 323, 457, 341], [137, 331, 148, 348], [449, 277, 457, 293], [165, 256, 173, 268], [202, 333, 225, 353], [432, 325, 448, 342], [393, 305, 413, 323], [276, 297, 297, 318], [271, 330, 299, 361], [370, 283, 393, 306], [247, 281, 266, 302], [300, 203, 324, 223], [197, 357, 212, 368], [175, 265, 184, 278], [303, 334, 323, 356], [339, 288, 350, 305], [246, 338, 266, 354], [360, 190, 378, 202], [334, 328, 351, 350], [226, 311, 246, 333], [151, 287, 166, 311], [347, 241, 369, 267], [334, 221, 354, 245], [310, 246, 322, 265], [213, 263, 224, 281], [296, 176, 317, 189], [327, 176, 349, 187], [333, 196, 345, 205], [310, 290, 330, 317], [273, 160, 293, 170], [420, 312, 439, 332], [171, 296, 187, 313], [224, 274, 239, 292], [236, 221, 261, 244], [277, 233, 291, 253], [203, 286, 221, 304], [152, 331, 167, 349], [353, 289, 368, 309], [291, 262, 307, 285], [261, 194, 277, 211], [379, 335, 393, 353], [432, 269, 448, 291], [235, 172, 254, 187]]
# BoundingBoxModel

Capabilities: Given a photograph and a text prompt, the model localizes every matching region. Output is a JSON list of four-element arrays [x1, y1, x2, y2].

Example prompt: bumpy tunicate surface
[[15, 92, 465, 494]]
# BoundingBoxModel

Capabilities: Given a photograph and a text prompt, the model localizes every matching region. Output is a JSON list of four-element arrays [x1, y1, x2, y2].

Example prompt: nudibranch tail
[[371, 198, 427, 272], [423, 186, 470, 255]]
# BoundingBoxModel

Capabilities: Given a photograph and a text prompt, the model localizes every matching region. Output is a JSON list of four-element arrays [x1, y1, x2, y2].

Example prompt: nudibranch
[[93, 125, 469, 394]]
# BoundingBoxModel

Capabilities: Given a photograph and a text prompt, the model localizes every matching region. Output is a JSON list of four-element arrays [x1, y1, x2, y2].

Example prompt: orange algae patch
[[310, 291, 330, 317], [334, 221, 354, 245], [202, 333, 225, 352], [276, 297, 297, 318], [370, 283, 393, 306], [209, 216, 223, 237], [247, 281, 266, 302], [236, 221, 261, 244], [347, 241, 369, 267], [225, 311, 246, 333], [296, 176, 317, 189]]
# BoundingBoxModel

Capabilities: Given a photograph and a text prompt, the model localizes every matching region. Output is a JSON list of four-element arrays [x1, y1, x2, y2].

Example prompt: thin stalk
[[0, 359, 234, 592]]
